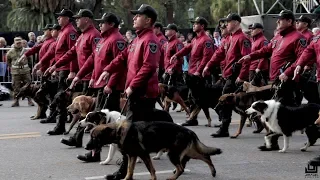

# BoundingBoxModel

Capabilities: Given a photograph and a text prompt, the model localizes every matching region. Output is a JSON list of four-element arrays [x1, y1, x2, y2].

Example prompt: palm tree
[[7, 0, 102, 31]]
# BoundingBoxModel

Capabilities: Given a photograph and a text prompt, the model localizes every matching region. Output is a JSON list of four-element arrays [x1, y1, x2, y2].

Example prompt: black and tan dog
[[215, 88, 275, 138], [16, 82, 48, 120], [85, 121, 222, 180], [158, 83, 191, 117]]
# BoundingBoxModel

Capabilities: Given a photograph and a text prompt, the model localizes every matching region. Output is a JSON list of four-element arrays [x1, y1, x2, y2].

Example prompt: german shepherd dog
[[16, 82, 48, 120], [185, 75, 223, 127], [215, 88, 275, 138], [158, 83, 191, 117], [85, 121, 222, 180]]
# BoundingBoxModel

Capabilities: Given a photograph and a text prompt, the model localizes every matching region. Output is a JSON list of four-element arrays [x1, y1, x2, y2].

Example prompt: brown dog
[[65, 95, 96, 134], [158, 83, 190, 117], [215, 89, 274, 138], [242, 81, 272, 93]]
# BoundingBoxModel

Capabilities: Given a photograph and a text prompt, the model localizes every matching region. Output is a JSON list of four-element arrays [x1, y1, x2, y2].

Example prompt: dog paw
[[99, 161, 109, 165], [230, 135, 238, 139], [300, 147, 307, 152], [278, 149, 286, 153], [152, 156, 160, 160]]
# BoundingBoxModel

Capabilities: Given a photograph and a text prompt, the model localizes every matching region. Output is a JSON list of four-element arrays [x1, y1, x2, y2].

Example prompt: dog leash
[[116, 93, 129, 121]]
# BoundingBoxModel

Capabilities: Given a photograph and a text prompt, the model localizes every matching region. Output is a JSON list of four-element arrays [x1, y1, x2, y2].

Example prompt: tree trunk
[[166, 0, 174, 24], [93, 0, 102, 18], [123, 0, 133, 28]]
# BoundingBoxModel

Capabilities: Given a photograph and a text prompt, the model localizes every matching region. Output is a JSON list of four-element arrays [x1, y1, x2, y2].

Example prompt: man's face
[[295, 21, 307, 31], [226, 20, 238, 32], [179, 35, 185, 42], [187, 33, 193, 40], [213, 32, 220, 38], [43, 30, 51, 37], [126, 31, 132, 39], [51, 30, 59, 38], [15, 41, 22, 48], [192, 23, 203, 33], [37, 36, 42, 42], [99, 22, 113, 33], [133, 14, 150, 30], [250, 28, 262, 36], [220, 27, 228, 37], [76, 17, 89, 29], [57, 16, 69, 26], [277, 18, 292, 31], [165, 29, 175, 37], [29, 33, 35, 41], [153, 27, 161, 34]]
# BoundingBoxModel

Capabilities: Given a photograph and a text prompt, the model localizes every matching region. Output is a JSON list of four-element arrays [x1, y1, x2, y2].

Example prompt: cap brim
[[94, 18, 105, 22], [72, 15, 82, 18], [42, 28, 52, 30]]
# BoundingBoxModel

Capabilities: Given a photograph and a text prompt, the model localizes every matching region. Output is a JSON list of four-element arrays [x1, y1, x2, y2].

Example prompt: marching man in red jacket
[[96, 4, 161, 180], [203, 13, 251, 137], [61, 13, 127, 163]]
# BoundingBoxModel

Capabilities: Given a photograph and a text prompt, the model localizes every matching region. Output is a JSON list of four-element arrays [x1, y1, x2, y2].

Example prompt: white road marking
[[85, 169, 191, 180]]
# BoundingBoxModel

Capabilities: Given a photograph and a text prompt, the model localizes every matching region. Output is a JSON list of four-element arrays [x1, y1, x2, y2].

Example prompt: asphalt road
[[1, 100, 320, 180]]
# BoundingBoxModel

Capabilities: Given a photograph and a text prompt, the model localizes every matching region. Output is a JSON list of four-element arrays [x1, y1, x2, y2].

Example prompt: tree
[[0, 0, 12, 31], [6, 0, 102, 31]]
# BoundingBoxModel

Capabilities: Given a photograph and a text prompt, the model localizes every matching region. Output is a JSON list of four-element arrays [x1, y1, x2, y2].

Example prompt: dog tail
[[194, 139, 222, 156]]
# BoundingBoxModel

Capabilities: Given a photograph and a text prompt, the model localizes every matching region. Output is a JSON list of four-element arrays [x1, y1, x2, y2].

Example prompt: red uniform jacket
[[24, 37, 55, 60], [175, 31, 214, 74], [39, 41, 57, 72], [77, 28, 126, 90], [249, 26, 306, 80], [104, 28, 160, 98], [157, 33, 167, 70], [301, 29, 313, 43], [55, 25, 100, 80], [163, 35, 184, 73], [219, 35, 230, 73], [206, 29, 251, 80], [295, 33, 320, 80], [53, 23, 78, 71], [249, 32, 269, 71]]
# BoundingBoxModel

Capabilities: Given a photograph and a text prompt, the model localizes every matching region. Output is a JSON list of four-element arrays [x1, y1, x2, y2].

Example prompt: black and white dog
[[246, 100, 319, 152]]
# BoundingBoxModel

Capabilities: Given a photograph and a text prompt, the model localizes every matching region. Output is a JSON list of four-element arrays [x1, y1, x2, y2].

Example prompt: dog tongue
[[92, 150, 95, 157]]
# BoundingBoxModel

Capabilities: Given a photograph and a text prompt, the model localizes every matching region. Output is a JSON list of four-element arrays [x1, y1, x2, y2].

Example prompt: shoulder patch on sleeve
[[177, 43, 183, 51], [263, 40, 269, 46], [243, 39, 251, 48], [205, 41, 212, 48], [69, 33, 77, 41], [116, 41, 126, 51], [149, 43, 158, 53], [299, 38, 307, 47], [94, 38, 100, 44], [313, 36, 320, 42]]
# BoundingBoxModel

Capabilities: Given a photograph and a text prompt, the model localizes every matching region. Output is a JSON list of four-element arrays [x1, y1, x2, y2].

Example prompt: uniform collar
[[156, 32, 164, 38], [279, 26, 295, 36], [61, 22, 73, 31], [300, 28, 310, 34], [136, 28, 153, 38], [196, 30, 206, 38], [231, 28, 242, 36], [82, 24, 95, 33], [252, 32, 263, 41], [168, 34, 177, 42], [101, 27, 118, 38]]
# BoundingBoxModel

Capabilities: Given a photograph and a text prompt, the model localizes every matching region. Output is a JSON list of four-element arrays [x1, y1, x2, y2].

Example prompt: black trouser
[[249, 70, 268, 87], [299, 72, 320, 104], [58, 70, 69, 90], [158, 68, 165, 83]]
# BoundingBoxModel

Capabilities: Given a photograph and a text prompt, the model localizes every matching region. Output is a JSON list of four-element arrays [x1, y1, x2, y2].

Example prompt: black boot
[[77, 150, 101, 162], [181, 119, 198, 126], [105, 155, 128, 180], [40, 108, 57, 123], [172, 102, 178, 111], [258, 134, 280, 151], [309, 155, 320, 166], [61, 125, 85, 147], [47, 111, 66, 135], [211, 120, 230, 138]]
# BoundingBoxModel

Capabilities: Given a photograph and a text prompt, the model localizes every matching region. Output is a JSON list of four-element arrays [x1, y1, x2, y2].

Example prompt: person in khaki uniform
[[6, 37, 34, 107]]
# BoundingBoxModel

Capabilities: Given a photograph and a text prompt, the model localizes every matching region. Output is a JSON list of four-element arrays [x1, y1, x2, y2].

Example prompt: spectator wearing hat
[[296, 15, 313, 43], [62, 13, 127, 162], [248, 23, 269, 85], [96, 4, 161, 180], [41, 9, 79, 135], [239, 10, 307, 150], [204, 13, 251, 137], [48, 9, 101, 96], [171, 16, 215, 126], [162, 24, 184, 87], [154, 22, 167, 83], [6, 37, 33, 107], [20, 24, 55, 77]]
